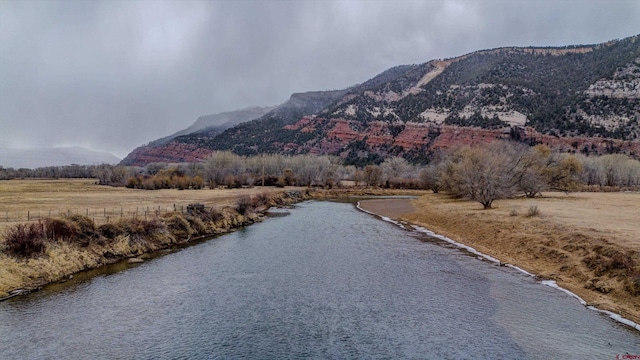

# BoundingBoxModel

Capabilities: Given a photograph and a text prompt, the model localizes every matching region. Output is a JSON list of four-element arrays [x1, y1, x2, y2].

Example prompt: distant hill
[[123, 34, 640, 166], [120, 106, 275, 166], [0, 146, 121, 169]]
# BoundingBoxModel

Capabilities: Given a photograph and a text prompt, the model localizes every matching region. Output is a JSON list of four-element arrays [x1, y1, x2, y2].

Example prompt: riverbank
[[0, 189, 311, 299], [358, 192, 640, 326], [3, 180, 638, 328]]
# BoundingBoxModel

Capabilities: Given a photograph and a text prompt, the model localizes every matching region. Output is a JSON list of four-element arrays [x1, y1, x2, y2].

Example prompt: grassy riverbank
[[360, 192, 640, 325], [0, 179, 311, 298], [3, 179, 639, 326]]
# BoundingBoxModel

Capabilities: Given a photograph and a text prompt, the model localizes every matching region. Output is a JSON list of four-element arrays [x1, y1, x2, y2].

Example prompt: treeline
[[420, 142, 640, 208], [0, 164, 100, 180], [2, 146, 640, 204], [124, 153, 345, 190], [119, 146, 640, 203]]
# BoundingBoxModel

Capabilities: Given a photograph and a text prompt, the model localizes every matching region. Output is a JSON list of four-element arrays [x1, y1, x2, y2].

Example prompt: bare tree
[[437, 144, 518, 209], [204, 151, 245, 187], [363, 165, 382, 187], [380, 157, 411, 184], [419, 165, 442, 193], [93, 163, 114, 185]]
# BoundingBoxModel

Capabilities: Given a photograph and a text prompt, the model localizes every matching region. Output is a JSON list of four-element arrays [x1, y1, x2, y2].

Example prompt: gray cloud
[[1, 0, 639, 158]]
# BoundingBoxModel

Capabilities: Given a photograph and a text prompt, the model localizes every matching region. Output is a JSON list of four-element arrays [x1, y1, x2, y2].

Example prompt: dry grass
[[0, 179, 310, 297], [360, 191, 640, 324], [0, 179, 304, 231]]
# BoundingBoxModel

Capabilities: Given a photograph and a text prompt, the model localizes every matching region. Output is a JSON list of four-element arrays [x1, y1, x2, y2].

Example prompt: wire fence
[[1, 205, 202, 227]]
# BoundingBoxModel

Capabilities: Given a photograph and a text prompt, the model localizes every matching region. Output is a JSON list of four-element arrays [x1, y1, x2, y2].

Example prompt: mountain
[[123, 34, 640, 166], [121, 106, 275, 166], [148, 106, 276, 148], [120, 92, 347, 166], [0, 146, 121, 169]]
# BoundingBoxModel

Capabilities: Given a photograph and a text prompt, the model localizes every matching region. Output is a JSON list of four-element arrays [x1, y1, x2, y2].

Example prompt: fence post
[[28, 211, 30, 221]]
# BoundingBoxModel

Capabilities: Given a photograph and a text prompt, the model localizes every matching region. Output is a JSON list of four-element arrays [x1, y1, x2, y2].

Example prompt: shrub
[[510, 206, 519, 216], [164, 213, 193, 237], [191, 176, 205, 189], [44, 218, 79, 241], [210, 208, 224, 222], [254, 193, 272, 209], [98, 223, 125, 239], [235, 196, 254, 215], [4, 223, 46, 258], [186, 203, 207, 216], [65, 215, 96, 237], [186, 216, 206, 235], [122, 218, 166, 242], [526, 204, 540, 217]]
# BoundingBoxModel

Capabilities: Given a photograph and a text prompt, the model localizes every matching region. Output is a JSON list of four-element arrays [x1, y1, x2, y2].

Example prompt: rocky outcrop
[[121, 142, 213, 167], [302, 119, 640, 159]]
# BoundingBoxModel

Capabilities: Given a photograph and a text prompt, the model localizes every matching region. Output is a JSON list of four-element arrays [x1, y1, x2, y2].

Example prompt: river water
[[1, 200, 638, 359]]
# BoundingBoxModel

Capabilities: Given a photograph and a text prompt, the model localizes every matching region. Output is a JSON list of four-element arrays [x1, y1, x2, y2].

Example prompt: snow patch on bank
[[356, 201, 640, 332]]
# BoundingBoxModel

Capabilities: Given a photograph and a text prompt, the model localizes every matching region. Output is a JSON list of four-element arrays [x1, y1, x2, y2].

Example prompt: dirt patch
[[358, 192, 640, 325]]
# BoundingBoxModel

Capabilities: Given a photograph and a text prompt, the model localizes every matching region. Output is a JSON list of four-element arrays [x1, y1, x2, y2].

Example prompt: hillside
[[123, 35, 640, 166], [120, 106, 275, 166]]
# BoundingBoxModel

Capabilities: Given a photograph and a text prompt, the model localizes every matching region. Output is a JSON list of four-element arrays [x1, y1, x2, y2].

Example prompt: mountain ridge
[[122, 34, 640, 166]]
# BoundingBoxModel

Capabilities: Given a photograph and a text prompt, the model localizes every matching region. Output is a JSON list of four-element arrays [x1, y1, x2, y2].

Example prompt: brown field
[[0, 179, 304, 231], [360, 192, 640, 325], [0, 179, 308, 298]]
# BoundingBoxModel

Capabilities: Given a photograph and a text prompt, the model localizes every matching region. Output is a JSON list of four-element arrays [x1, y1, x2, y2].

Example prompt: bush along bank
[[0, 190, 311, 300]]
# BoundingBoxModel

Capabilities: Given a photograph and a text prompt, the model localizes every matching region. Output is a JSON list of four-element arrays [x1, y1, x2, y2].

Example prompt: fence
[[1, 205, 202, 227]]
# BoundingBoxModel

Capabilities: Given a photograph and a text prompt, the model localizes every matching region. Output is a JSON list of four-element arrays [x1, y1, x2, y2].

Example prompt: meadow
[[0, 179, 302, 230]]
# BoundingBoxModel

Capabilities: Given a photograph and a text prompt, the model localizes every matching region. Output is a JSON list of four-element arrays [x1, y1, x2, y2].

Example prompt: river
[[1, 200, 638, 359]]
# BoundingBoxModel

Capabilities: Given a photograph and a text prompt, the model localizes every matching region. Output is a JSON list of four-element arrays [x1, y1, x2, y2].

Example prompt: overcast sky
[[1, 0, 639, 159]]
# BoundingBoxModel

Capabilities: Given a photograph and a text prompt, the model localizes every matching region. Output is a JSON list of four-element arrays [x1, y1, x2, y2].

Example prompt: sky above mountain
[[1, 0, 639, 159]]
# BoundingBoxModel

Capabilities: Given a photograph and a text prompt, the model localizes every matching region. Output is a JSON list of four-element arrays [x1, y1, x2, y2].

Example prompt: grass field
[[0, 179, 304, 230], [0, 179, 309, 298]]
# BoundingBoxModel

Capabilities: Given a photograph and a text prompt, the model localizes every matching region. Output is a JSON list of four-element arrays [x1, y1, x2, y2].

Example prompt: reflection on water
[[1, 201, 638, 359]]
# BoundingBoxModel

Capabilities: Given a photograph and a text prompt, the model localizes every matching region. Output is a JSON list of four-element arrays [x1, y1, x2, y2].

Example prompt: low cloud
[[1, 0, 638, 158]]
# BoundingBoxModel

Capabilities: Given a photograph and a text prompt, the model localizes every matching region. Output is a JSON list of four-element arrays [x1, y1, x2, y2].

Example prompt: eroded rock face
[[121, 142, 213, 167], [123, 116, 640, 166], [284, 118, 640, 159]]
